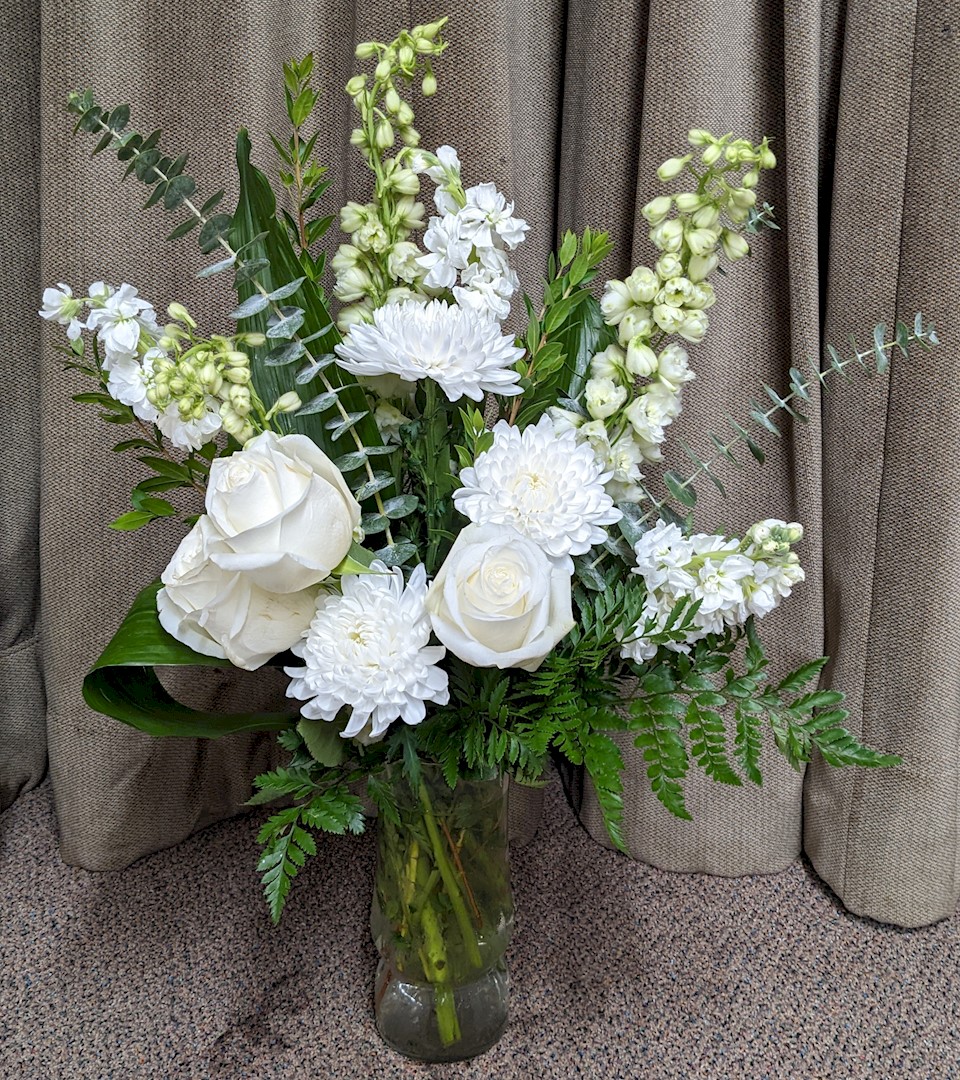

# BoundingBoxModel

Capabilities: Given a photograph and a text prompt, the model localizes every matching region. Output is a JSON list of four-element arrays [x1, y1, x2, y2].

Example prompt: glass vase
[[370, 762, 514, 1062]]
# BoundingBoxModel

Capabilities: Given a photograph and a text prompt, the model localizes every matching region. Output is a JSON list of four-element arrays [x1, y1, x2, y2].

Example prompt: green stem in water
[[419, 898, 461, 1046], [418, 783, 484, 970]]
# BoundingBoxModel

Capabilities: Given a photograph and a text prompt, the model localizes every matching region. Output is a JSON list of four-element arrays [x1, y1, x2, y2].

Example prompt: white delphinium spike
[[285, 563, 449, 742]]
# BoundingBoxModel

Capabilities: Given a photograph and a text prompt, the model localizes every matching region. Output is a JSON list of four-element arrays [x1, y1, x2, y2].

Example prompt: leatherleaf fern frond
[[623, 618, 901, 821]]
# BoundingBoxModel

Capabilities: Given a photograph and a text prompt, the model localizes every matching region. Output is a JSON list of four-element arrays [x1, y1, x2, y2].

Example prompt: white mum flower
[[335, 299, 524, 402], [285, 563, 449, 742], [454, 415, 622, 561]]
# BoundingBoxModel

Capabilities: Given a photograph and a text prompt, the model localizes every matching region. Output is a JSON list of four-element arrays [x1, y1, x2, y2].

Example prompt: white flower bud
[[742, 169, 760, 189], [398, 44, 415, 69], [652, 304, 685, 334], [625, 266, 659, 304], [385, 286, 420, 305], [336, 303, 374, 333], [387, 241, 422, 283], [730, 187, 757, 212], [547, 406, 586, 436], [422, 71, 437, 96], [374, 57, 392, 81], [169, 376, 186, 395], [661, 277, 695, 308], [345, 75, 367, 97], [599, 280, 633, 326], [225, 350, 248, 367], [331, 244, 362, 276], [687, 252, 719, 282], [617, 307, 654, 345], [673, 191, 703, 214], [701, 142, 724, 166], [389, 167, 420, 195], [274, 391, 302, 414], [641, 195, 673, 225], [242, 332, 266, 347], [349, 128, 367, 147], [721, 230, 750, 261], [687, 128, 713, 147], [355, 41, 377, 59], [590, 343, 626, 380], [334, 265, 374, 302], [625, 339, 659, 378], [394, 196, 426, 231], [585, 377, 628, 420], [384, 85, 401, 113], [655, 253, 683, 281], [224, 365, 251, 385], [686, 228, 719, 257], [758, 145, 776, 170], [692, 204, 720, 229], [657, 155, 691, 181], [340, 202, 369, 233], [228, 384, 251, 414], [400, 126, 421, 147], [166, 302, 196, 328], [677, 310, 709, 344], [375, 120, 394, 149], [649, 219, 684, 253]]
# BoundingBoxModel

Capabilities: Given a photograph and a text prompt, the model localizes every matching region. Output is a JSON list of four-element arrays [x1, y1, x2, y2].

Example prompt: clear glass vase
[[370, 762, 514, 1062]]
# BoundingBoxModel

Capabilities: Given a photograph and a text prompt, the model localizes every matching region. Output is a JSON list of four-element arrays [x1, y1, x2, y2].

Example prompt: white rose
[[425, 522, 575, 672], [157, 516, 318, 670], [590, 343, 626, 381], [204, 431, 361, 594]]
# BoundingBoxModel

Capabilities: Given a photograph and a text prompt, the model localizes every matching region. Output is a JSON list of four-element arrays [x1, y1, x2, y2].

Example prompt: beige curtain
[[4, 0, 957, 928]]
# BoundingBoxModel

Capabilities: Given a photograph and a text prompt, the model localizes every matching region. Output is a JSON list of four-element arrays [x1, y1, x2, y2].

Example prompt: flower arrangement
[[47, 18, 937, 1060]]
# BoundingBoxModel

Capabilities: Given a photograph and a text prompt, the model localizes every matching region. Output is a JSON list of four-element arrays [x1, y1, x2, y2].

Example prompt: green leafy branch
[[271, 54, 334, 273], [65, 93, 412, 561], [642, 315, 939, 527], [507, 228, 613, 426]]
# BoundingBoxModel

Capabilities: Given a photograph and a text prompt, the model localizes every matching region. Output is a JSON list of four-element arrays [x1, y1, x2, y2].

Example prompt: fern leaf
[[734, 702, 763, 786]]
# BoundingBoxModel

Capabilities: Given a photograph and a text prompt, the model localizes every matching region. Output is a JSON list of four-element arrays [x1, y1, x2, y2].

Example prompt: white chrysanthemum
[[454, 415, 622, 560], [285, 563, 449, 742], [335, 299, 523, 402]]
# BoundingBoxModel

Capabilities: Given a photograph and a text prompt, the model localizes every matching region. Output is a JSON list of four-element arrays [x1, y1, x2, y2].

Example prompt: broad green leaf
[[83, 580, 297, 738], [297, 717, 345, 767]]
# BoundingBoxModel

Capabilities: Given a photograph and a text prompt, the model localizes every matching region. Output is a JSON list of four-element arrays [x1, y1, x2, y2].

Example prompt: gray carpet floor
[[2, 778, 958, 1080]]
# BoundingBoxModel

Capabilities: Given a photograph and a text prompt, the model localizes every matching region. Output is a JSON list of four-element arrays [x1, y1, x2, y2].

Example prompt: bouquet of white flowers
[[47, 18, 937, 1061]]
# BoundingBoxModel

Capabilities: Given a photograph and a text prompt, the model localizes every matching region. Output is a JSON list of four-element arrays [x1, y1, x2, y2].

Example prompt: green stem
[[418, 783, 484, 970], [422, 380, 447, 575]]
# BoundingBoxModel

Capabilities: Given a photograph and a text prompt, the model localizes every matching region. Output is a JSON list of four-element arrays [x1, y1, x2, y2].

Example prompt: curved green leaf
[[82, 580, 297, 738]]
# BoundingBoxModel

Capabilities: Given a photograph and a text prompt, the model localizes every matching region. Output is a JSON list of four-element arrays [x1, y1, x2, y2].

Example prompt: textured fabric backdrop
[[3, 0, 958, 928]]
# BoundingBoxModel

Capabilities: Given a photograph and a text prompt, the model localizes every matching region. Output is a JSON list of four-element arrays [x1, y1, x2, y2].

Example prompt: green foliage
[[257, 784, 365, 923], [637, 316, 939, 530]]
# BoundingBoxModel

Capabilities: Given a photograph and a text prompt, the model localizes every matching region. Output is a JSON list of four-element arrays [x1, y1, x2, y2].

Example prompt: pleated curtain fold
[[2, 0, 957, 928]]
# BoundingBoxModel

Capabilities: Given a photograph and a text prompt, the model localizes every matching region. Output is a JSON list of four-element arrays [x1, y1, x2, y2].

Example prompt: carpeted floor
[[1, 778, 958, 1080]]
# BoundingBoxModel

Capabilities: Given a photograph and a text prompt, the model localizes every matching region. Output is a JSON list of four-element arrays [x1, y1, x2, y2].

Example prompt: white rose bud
[[585, 376, 628, 420], [600, 280, 633, 326], [641, 195, 673, 225], [687, 252, 719, 282], [425, 522, 576, 672], [721, 230, 750, 261], [625, 338, 659, 378], [625, 266, 660, 304], [204, 431, 361, 595], [656, 154, 691, 181], [677, 310, 709, 344]]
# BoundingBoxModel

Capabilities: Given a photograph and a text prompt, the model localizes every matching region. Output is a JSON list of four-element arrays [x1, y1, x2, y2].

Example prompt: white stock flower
[[335, 299, 523, 402], [632, 521, 696, 592], [204, 431, 361, 593], [426, 522, 575, 672], [86, 283, 160, 364], [578, 421, 646, 503], [157, 402, 222, 451], [387, 241, 423, 284], [454, 415, 622, 561], [285, 563, 449, 742], [157, 516, 317, 670], [39, 283, 83, 340], [453, 260, 518, 322], [418, 213, 471, 289], [460, 183, 529, 250], [105, 349, 161, 423]]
